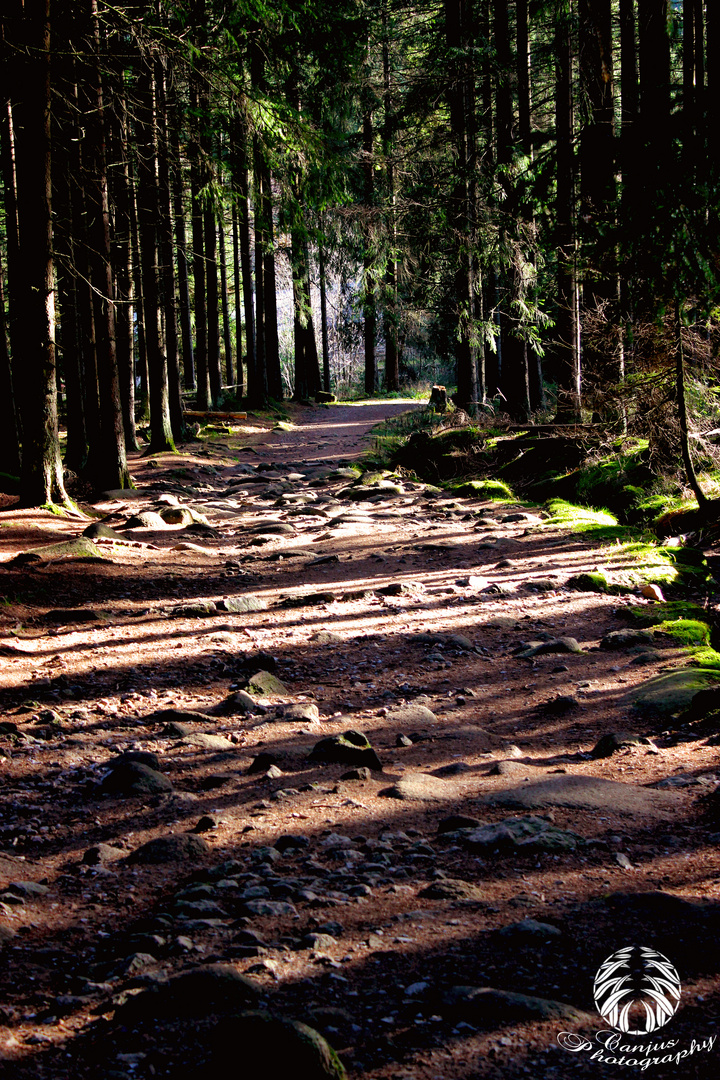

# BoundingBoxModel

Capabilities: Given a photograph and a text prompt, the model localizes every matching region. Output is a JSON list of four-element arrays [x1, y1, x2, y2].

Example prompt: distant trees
[[1, 2, 718, 507]]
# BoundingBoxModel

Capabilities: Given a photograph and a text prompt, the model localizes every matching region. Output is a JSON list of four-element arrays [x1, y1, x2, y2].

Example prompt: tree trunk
[[218, 212, 234, 386], [230, 116, 255, 399], [170, 111, 195, 391], [84, 0, 130, 490], [110, 82, 139, 452], [382, 4, 399, 392], [10, 0, 69, 507], [231, 201, 244, 396], [205, 196, 222, 406], [445, 0, 478, 411], [0, 251, 20, 477], [553, 0, 581, 422], [318, 239, 331, 393], [260, 159, 282, 399], [155, 59, 185, 442], [128, 149, 148, 415], [252, 131, 268, 407], [189, 81, 210, 409], [676, 299, 706, 508], [135, 61, 175, 453], [363, 108, 376, 395]]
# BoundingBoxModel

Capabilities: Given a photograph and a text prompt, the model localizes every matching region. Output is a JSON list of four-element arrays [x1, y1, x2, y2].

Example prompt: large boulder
[[207, 1011, 347, 1080]]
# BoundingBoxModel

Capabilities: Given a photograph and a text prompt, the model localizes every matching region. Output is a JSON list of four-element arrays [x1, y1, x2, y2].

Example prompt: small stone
[[615, 852, 634, 869], [100, 761, 172, 797], [386, 704, 437, 724], [180, 732, 234, 750], [340, 767, 372, 781], [125, 510, 166, 529], [278, 703, 320, 723], [380, 773, 452, 802], [217, 595, 268, 613], [309, 731, 383, 772], [247, 752, 280, 775], [590, 732, 652, 759], [127, 834, 211, 865], [442, 985, 590, 1025], [396, 734, 413, 747], [641, 583, 665, 601], [191, 815, 219, 834], [172, 601, 218, 618], [211, 690, 266, 716], [244, 670, 289, 696], [498, 918, 563, 940], [419, 879, 484, 901], [82, 843, 124, 865], [437, 815, 482, 833]]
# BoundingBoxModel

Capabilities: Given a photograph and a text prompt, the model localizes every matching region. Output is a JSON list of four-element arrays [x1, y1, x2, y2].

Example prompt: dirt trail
[[0, 399, 719, 1079]]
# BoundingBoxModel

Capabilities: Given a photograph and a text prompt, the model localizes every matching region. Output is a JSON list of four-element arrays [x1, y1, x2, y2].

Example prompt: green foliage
[[544, 499, 628, 542]]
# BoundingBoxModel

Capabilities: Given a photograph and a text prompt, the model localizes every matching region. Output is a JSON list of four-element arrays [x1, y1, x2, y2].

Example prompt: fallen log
[[184, 410, 248, 421]]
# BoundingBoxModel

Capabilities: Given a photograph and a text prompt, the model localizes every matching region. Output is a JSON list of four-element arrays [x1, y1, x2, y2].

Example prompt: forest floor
[[1, 398, 720, 1079]]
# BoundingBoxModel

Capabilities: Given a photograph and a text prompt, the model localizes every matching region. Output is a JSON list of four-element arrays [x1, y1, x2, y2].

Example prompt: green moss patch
[[624, 601, 710, 626], [653, 619, 711, 646], [628, 668, 720, 718], [544, 499, 628, 542], [451, 479, 514, 500], [567, 571, 609, 593]]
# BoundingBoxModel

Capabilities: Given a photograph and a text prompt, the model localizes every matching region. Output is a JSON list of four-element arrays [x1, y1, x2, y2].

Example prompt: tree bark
[[155, 58, 185, 442], [170, 109, 195, 391], [218, 212, 234, 386], [135, 59, 175, 453], [231, 201, 243, 395], [189, 80, 210, 409], [9, 0, 69, 507], [553, 0, 581, 422], [318, 239, 331, 393], [363, 108, 376, 395], [84, 0, 130, 490]]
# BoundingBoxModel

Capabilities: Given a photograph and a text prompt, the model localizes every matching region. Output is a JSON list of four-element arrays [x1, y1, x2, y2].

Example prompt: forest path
[[0, 399, 717, 1079]]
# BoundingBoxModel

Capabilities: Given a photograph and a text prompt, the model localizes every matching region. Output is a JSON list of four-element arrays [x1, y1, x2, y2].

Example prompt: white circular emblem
[[593, 945, 681, 1034]]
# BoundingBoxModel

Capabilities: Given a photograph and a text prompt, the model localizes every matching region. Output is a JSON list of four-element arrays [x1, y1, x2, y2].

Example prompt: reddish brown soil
[[0, 400, 719, 1079]]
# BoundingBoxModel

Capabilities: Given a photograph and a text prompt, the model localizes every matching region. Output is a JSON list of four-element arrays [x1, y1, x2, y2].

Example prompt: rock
[[125, 510, 166, 529], [514, 637, 583, 659], [114, 750, 162, 770], [249, 521, 297, 535], [340, 767, 372, 781], [15, 537, 102, 562], [0, 924, 16, 946], [243, 899, 298, 918], [82, 522, 128, 541], [600, 629, 656, 650], [567, 571, 609, 592], [419, 878, 484, 901], [590, 732, 654, 759], [274, 834, 310, 853], [42, 607, 106, 624], [437, 815, 482, 833], [277, 703, 320, 723], [481, 775, 682, 816], [127, 834, 211, 865], [162, 721, 193, 737], [82, 843, 124, 865], [377, 581, 424, 596], [488, 759, 538, 777], [432, 761, 472, 777], [217, 595, 268, 613], [395, 734, 413, 747], [442, 985, 590, 1025], [301, 932, 338, 951], [523, 578, 558, 592], [191, 816, 219, 834], [641, 583, 665, 601], [264, 764, 283, 779], [498, 918, 563, 941], [312, 630, 344, 644], [628, 669, 720, 718], [309, 731, 383, 772], [6, 880, 49, 898], [208, 1011, 347, 1080], [462, 816, 583, 853], [160, 506, 209, 526], [380, 773, 452, 802], [173, 601, 219, 618], [100, 761, 173, 796], [210, 690, 265, 716], [115, 964, 261, 1024], [244, 670, 289, 696], [146, 708, 211, 726], [248, 752, 281, 775], [628, 649, 662, 666], [180, 733, 234, 751], [386, 704, 437, 724]]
